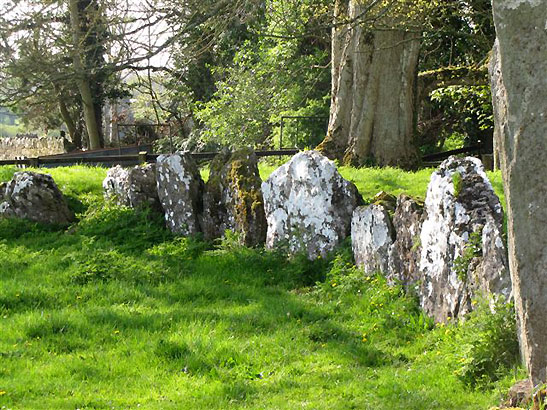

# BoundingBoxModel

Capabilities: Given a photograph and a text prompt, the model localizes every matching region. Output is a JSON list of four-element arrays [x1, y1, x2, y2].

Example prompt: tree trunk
[[68, 0, 102, 150], [491, 2, 547, 386], [55, 85, 81, 148], [318, 0, 420, 168]]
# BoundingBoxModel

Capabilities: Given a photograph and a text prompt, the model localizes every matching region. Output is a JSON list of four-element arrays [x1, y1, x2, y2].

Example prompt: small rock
[[0, 171, 74, 224], [504, 379, 533, 408], [372, 191, 397, 214], [262, 151, 362, 259], [156, 153, 204, 235]]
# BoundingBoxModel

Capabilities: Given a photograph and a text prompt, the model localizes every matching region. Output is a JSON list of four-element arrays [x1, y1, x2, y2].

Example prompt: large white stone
[[419, 157, 511, 322], [262, 151, 362, 259]]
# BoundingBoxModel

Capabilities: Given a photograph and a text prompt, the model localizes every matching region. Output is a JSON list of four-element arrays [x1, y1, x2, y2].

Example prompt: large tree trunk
[[491, 1, 547, 386], [68, 0, 102, 150], [318, 0, 420, 168]]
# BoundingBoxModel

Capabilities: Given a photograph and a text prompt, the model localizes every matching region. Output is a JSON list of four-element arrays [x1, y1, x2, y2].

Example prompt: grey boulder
[[103, 164, 160, 210], [156, 153, 204, 235], [0, 171, 74, 225], [387, 194, 425, 285]]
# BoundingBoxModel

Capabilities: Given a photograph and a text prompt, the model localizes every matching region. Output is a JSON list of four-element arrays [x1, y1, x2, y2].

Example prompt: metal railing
[[0, 149, 300, 168]]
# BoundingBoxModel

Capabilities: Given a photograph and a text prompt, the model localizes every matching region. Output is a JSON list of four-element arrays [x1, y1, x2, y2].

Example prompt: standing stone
[[492, 0, 547, 386], [352, 204, 395, 274], [156, 153, 204, 235], [201, 148, 267, 246], [262, 151, 362, 259], [387, 195, 425, 285], [419, 157, 511, 322], [103, 164, 160, 210], [0, 172, 74, 224]]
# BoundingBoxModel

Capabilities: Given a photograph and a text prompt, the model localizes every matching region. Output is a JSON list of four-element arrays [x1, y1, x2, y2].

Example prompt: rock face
[[352, 204, 394, 274], [419, 157, 511, 322], [201, 149, 267, 246], [0, 172, 74, 224], [103, 164, 160, 210], [262, 151, 362, 259], [387, 195, 424, 285], [156, 153, 204, 235], [492, 0, 547, 386]]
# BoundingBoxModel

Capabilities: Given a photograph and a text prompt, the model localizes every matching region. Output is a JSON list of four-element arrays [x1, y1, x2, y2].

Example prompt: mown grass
[[0, 164, 520, 409]]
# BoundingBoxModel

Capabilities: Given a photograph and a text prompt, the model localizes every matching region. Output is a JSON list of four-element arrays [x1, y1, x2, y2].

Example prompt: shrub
[[453, 298, 520, 388]]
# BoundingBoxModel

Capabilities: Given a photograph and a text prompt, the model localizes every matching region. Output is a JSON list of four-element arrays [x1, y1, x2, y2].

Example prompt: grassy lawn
[[0, 164, 521, 409]]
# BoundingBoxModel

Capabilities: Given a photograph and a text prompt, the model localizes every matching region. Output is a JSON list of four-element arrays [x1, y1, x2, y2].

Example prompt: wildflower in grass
[[0, 390, 6, 395]]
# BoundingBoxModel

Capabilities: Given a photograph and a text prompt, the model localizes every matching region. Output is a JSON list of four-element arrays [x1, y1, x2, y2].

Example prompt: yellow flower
[[0, 390, 6, 396], [331, 283, 337, 287], [113, 330, 120, 334]]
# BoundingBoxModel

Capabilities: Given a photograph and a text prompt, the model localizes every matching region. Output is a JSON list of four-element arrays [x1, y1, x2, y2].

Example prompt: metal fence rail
[[0, 149, 300, 168]]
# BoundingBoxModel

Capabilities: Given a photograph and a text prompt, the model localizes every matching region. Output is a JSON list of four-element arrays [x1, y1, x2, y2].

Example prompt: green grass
[[0, 164, 519, 409]]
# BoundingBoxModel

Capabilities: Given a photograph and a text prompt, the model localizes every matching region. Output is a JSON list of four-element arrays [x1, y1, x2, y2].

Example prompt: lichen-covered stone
[[262, 151, 362, 259], [0, 171, 74, 224], [387, 194, 424, 285], [352, 204, 395, 274], [201, 148, 267, 246], [103, 164, 160, 210], [419, 156, 511, 322], [156, 153, 204, 235]]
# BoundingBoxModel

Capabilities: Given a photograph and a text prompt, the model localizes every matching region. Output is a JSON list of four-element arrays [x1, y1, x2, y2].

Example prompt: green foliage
[[194, 0, 330, 150], [452, 299, 520, 388], [453, 230, 483, 282], [430, 85, 493, 147]]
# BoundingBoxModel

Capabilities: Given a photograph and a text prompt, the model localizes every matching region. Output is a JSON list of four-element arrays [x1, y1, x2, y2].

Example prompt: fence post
[[280, 117, 284, 150]]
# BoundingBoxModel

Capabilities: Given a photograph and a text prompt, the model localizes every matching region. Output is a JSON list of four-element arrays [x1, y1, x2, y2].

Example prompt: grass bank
[[0, 165, 520, 409]]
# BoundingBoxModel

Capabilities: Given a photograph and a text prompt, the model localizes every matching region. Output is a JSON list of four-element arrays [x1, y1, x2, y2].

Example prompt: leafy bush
[[453, 298, 520, 388]]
